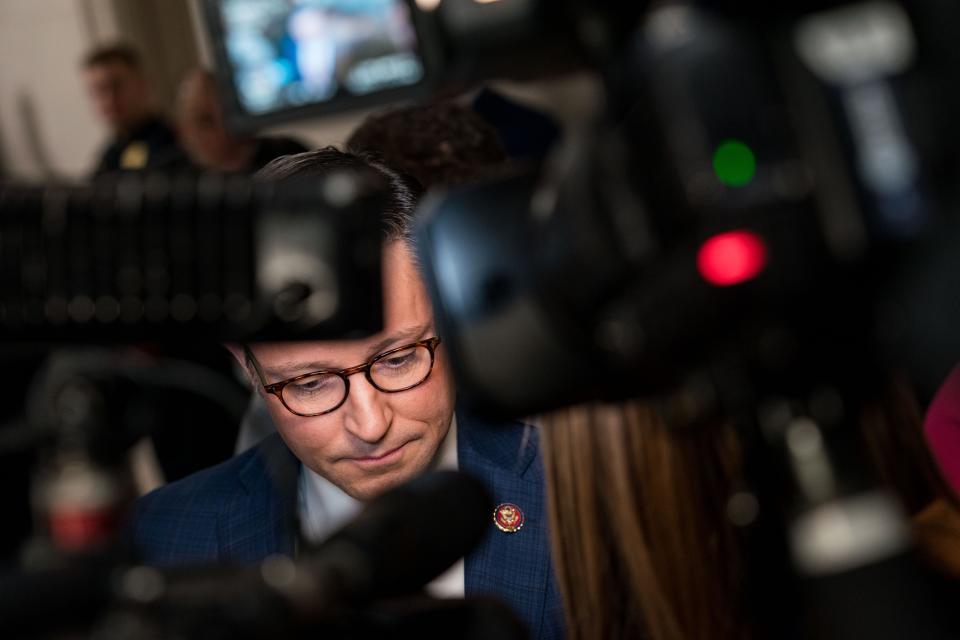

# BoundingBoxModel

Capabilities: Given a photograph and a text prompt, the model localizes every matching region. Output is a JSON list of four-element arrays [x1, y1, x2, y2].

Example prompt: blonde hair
[[542, 401, 747, 640]]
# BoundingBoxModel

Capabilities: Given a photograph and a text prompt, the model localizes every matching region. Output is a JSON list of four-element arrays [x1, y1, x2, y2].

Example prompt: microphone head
[[315, 470, 492, 599]]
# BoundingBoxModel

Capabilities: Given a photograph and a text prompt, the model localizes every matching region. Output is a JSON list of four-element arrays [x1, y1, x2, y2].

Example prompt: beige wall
[[0, 0, 110, 179], [111, 0, 199, 113]]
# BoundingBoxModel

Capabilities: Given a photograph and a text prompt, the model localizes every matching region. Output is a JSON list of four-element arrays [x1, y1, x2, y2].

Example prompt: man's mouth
[[347, 441, 411, 468]]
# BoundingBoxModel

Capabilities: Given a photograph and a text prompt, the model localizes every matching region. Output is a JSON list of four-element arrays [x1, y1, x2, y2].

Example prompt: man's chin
[[338, 463, 427, 501]]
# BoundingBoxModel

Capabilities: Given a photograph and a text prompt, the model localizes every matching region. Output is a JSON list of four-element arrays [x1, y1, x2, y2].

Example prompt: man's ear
[[224, 342, 245, 367], [223, 342, 255, 386]]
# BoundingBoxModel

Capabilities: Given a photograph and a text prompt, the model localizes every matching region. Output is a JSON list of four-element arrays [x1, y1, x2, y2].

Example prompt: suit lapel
[[222, 433, 298, 563], [458, 410, 552, 640]]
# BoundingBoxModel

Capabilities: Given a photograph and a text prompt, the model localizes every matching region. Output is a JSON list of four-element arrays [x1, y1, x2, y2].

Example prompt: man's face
[[178, 88, 233, 169], [84, 62, 150, 133], [245, 241, 456, 501]]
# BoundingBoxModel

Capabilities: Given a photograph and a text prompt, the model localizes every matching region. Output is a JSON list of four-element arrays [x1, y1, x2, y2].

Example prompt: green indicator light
[[712, 139, 757, 187]]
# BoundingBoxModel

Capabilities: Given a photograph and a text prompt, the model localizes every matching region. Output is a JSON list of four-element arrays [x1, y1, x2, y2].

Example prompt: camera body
[[414, 1, 960, 417]]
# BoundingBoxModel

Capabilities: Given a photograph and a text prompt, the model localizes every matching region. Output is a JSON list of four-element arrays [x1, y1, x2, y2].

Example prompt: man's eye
[[381, 353, 414, 368], [290, 376, 334, 394]]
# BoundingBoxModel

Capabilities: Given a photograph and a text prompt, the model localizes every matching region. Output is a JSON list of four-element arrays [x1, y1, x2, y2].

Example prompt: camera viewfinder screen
[[213, 0, 426, 115]]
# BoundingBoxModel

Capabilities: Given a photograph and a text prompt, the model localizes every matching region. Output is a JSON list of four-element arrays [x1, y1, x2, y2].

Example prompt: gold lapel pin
[[493, 502, 524, 533]]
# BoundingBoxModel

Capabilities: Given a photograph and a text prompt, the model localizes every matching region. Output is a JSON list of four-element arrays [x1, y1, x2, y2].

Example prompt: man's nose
[[342, 375, 392, 444]]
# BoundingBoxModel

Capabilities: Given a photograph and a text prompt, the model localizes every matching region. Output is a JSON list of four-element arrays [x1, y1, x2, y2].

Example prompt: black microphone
[[142, 470, 494, 638], [306, 468, 492, 600], [0, 549, 125, 635], [0, 471, 494, 638]]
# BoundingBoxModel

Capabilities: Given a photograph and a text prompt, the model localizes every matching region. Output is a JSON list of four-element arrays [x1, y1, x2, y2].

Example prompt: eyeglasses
[[244, 337, 442, 417]]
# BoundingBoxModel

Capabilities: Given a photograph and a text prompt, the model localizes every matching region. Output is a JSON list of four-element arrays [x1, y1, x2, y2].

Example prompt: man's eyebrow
[[363, 324, 431, 358], [262, 324, 432, 379], [263, 360, 338, 379]]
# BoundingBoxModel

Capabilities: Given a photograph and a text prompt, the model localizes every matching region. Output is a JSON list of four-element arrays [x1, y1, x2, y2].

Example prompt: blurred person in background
[[468, 87, 560, 161], [83, 43, 190, 177], [346, 100, 507, 189], [176, 69, 309, 174], [544, 401, 747, 640], [542, 375, 960, 640]]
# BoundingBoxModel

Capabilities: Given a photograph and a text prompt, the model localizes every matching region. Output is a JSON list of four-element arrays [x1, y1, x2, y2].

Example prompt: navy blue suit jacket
[[131, 411, 565, 639]]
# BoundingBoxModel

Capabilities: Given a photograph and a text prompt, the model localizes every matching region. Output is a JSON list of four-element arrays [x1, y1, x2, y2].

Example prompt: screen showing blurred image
[[215, 0, 425, 114]]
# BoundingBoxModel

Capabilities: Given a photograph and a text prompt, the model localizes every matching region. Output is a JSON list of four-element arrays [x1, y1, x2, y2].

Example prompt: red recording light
[[697, 231, 767, 286]]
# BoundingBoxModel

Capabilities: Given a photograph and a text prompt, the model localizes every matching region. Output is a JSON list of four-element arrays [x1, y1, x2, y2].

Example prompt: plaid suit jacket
[[131, 410, 565, 639]]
